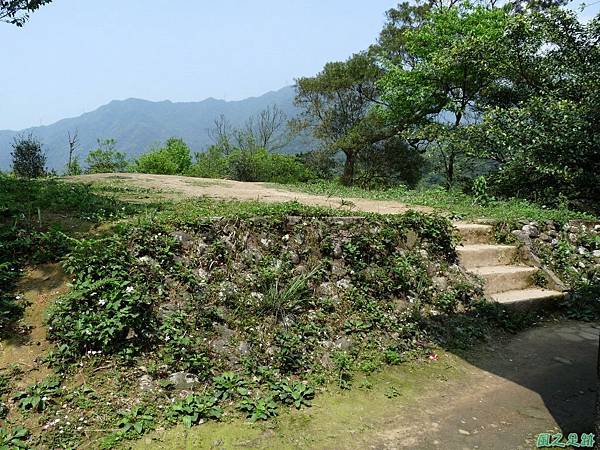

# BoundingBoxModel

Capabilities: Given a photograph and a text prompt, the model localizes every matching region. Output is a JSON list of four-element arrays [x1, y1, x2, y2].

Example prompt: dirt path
[[0, 264, 69, 387], [364, 321, 599, 450], [70, 173, 432, 215], [140, 321, 598, 450]]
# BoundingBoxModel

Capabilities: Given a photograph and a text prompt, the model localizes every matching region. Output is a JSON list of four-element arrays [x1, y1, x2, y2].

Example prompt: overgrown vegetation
[[134, 138, 192, 175], [0, 175, 539, 448], [85, 139, 129, 174], [187, 146, 314, 183], [531, 222, 600, 320], [0, 176, 142, 334], [277, 181, 594, 223], [291, 1, 600, 215], [2, 0, 599, 447]]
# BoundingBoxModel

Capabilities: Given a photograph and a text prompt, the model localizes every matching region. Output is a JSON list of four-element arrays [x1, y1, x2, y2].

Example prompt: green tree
[[65, 156, 82, 176], [376, 4, 512, 188], [294, 52, 385, 185], [134, 138, 192, 175], [356, 136, 426, 189], [188, 145, 229, 178], [85, 139, 128, 174], [208, 105, 291, 154], [0, 0, 52, 26], [473, 9, 600, 211], [11, 134, 46, 178]]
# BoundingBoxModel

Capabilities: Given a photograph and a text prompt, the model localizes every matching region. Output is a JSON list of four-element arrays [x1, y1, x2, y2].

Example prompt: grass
[[134, 353, 465, 450], [272, 180, 595, 223]]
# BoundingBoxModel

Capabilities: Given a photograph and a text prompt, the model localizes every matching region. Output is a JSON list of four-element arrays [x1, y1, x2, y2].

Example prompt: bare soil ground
[[0, 264, 69, 387], [69, 173, 432, 215]]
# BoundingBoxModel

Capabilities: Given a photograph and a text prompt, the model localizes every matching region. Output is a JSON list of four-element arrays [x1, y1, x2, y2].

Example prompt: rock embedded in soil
[[333, 243, 343, 259], [333, 336, 353, 350], [168, 372, 200, 390], [433, 276, 448, 291], [289, 251, 300, 264], [139, 374, 155, 392], [522, 224, 540, 238]]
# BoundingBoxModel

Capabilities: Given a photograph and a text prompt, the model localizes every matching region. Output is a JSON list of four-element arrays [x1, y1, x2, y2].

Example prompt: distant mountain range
[[0, 86, 310, 171]]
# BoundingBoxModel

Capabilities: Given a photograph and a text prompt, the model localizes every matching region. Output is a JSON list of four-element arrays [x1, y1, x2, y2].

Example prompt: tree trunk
[[341, 150, 355, 186], [444, 111, 462, 190], [445, 151, 455, 190]]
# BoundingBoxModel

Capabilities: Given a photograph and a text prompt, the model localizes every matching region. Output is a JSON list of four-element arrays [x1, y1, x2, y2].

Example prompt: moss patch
[[135, 353, 464, 450]]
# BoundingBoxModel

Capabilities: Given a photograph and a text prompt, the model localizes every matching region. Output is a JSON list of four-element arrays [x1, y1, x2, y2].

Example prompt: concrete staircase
[[455, 223, 565, 310]]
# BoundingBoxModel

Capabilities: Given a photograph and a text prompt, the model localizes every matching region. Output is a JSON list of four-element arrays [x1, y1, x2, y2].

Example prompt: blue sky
[[0, 0, 399, 130], [1, 0, 598, 130]]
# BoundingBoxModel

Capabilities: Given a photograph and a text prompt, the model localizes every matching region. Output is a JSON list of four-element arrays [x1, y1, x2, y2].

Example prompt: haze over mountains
[[0, 86, 304, 171]]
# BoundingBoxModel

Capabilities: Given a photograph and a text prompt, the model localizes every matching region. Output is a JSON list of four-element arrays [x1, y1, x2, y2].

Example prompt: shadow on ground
[[463, 321, 598, 434]]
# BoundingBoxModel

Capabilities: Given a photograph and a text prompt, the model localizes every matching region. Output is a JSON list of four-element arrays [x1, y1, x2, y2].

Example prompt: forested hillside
[[0, 86, 302, 170]]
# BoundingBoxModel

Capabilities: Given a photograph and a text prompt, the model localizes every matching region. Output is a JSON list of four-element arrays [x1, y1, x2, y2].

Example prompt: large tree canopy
[[376, 4, 512, 187], [374, 3, 599, 211], [294, 53, 385, 184], [0, 0, 51, 26], [474, 9, 600, 211]]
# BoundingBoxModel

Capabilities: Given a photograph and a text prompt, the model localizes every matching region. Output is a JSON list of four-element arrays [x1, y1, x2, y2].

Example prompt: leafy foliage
[[187, 146, 314, 183], [134, 137, 192, 175], [377, 4, 510, 188], [0, 176, 140, 335], [237, 396, 278, 422], [0, 0, 51, 26], [475, 9, 600, 213], [117, 406, 154, 436], [13, 377, 61, 412], [85, 139, 128, 174], [294, 53, 385, 185], [187, 145, 229, 178], [0, 426, 29, 449], [167, 394, 223, 428], [10, 134, 46, 179], [271, 380, 314, 409]]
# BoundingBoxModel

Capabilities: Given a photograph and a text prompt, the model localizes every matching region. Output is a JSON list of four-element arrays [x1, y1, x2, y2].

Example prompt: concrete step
[[470, 265, 538, 295], [491, 288, 565, 311], [454, 223, 494, 245], [457, 244, 519, 268]]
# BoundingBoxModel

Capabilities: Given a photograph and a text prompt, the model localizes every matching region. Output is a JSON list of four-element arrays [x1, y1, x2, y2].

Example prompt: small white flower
[[126, 286, 135, 294]]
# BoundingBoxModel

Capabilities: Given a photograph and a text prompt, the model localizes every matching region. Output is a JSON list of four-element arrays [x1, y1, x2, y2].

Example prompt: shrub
[[11, 134, 46, 178], [187, 147, 314, 183], [135, 151, 178, 175], [355, 137, 426, 189], [65, 156, 83, 176], [296, 149, 337, 180], [228, 148, 312, 183], [167, 394, 223, 427], [135, 138, 192, 175], [187, 145, 228, 178], [85, 139, 128, 174]]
